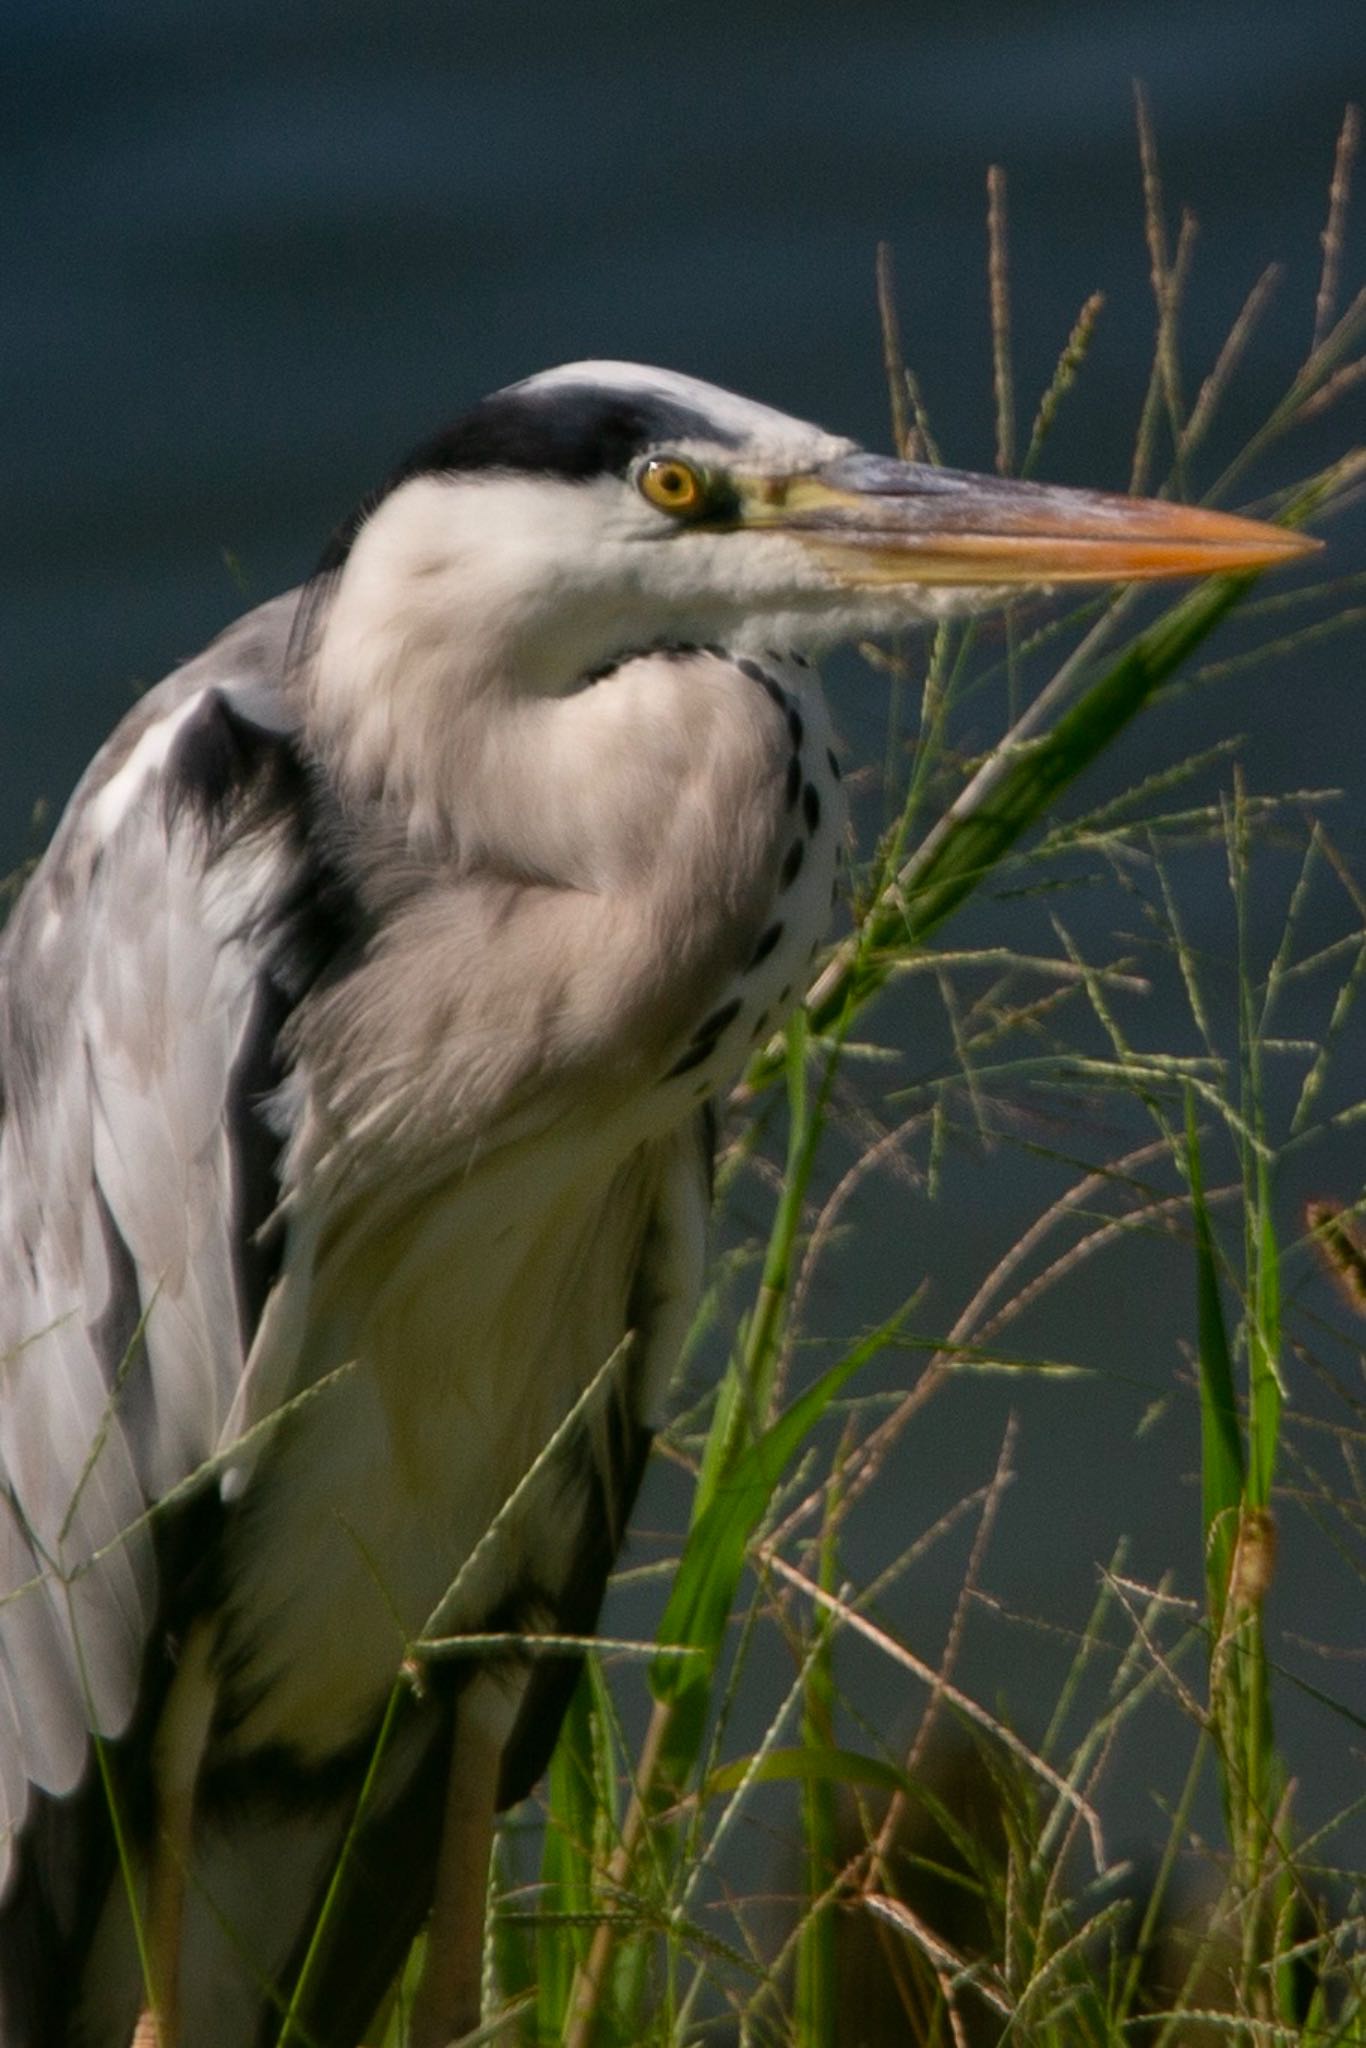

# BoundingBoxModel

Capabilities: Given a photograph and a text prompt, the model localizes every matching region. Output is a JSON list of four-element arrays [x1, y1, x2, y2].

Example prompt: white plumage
[[0, 362, 1306, 2046]]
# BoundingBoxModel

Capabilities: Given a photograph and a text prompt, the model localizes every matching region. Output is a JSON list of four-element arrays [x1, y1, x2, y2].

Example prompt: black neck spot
[[748, 921, 784, 967], [581, 641, 711, 686], [694, 997, 742, 1042]]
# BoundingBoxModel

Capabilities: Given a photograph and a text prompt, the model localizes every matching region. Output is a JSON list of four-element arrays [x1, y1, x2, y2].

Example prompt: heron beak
[[744, 452, 1318, 585]]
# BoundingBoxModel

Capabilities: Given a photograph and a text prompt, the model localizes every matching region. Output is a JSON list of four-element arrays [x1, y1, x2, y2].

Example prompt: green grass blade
[[895, 575, 1259, 948], [534, 1668, 600, 2040], [1248, 1170, 1284, 1509], [702, 1745, 909, 1803], [794, 1473, 842, 2048], [695, 1015, 819, 1518], [800, 568, 1280, 1059], [648, 1337, 881, 1711], [1185, 1093, 1244, 1625]]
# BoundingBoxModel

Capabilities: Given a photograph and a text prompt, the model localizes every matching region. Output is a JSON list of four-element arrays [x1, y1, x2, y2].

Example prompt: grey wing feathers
[[0, 593, 319, 1892]]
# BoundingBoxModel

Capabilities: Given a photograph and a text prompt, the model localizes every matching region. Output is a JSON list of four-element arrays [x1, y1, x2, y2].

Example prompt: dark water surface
[[3, 0, 1363, 1871]]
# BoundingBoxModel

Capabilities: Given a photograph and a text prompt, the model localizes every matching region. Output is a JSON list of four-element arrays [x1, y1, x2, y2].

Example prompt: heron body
[[0, 362, 1308, 2045]]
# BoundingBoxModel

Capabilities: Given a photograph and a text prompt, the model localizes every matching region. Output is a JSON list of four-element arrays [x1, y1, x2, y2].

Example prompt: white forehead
[[506, 359, 855, 465]]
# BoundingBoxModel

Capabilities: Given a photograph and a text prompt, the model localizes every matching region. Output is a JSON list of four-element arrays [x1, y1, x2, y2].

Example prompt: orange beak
[[759, 454, 1318, 586]]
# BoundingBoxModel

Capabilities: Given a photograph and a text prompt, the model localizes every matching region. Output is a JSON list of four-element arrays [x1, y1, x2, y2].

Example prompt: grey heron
[[0, 361, 1310, 2047]]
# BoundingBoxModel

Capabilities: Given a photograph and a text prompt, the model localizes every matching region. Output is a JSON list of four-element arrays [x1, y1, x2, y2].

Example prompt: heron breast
[[212, 1126, 665, 1761]]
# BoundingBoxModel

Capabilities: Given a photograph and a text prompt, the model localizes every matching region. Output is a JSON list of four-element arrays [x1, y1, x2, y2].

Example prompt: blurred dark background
[[3, 0, 1363, 1885]]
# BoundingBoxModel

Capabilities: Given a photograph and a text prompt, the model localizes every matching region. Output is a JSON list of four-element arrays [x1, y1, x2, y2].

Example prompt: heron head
[[311, 359, 1314, 707]]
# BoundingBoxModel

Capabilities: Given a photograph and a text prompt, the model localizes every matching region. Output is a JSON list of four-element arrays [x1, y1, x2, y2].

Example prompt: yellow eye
[[638, 455, 708, 518]]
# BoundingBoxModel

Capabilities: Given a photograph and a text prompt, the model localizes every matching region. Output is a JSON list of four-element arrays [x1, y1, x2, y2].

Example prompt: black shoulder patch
[[168, 700, 371, 995], [163, 698, 343, 946], [164, 694, 283, 830], [313, 381, 739, 577], [161, 692, 371, 1335]]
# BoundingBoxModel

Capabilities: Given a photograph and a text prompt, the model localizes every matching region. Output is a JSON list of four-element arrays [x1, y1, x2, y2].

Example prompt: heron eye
[[638, 456, 708, 518]]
